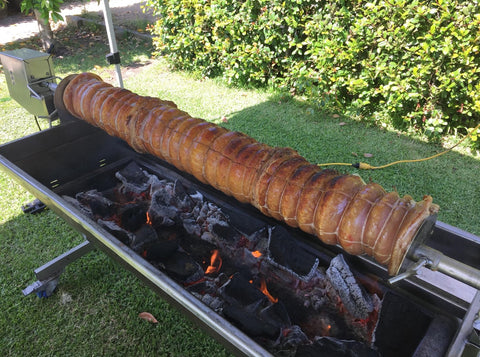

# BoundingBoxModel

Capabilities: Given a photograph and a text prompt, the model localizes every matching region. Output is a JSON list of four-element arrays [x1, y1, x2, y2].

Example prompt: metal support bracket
[[446, 290, 480, 357], [106, 52, 121, 65], [22, 239, 95, 297]]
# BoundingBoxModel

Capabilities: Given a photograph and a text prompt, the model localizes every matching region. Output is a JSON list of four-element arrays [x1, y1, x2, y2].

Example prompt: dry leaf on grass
[[339, 122, 346, 126], [363, 153, 374, 158], [139, 312, 158, 324]]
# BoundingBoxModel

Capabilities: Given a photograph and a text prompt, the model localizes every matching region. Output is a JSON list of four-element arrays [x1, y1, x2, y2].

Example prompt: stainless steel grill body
[[1, 118, 479, 356]]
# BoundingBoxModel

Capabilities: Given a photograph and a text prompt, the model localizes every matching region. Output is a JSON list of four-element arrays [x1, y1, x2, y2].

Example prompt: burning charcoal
[[246, 227, 269, 250], [164, 251, 204, 284], [223, 304, 279, 339], [118, 202, 149, 232], [295, 336, 381, 357], [76, 189, 117, 217], [151, 182, 175, 204], [183, 218, 202, 236], [117, 162, 149, 186], [304, 286, 330, 310], [189, 191, 203, 204], [222, 273, 266, 306], [63, 195, 94, 218], [115, 161, 159, 196], [148, 190, 179, 227], [326, 255, 373, 320], [142, 240, 179, 262], [259, 301, 291, 328], [203, 206, 232, 234], [199, 293, 224, 311], [200, 231, 216, 244], [198, 202, 210, 220], [173, 180, 195, 211], [130, 224, 158, 253], [186, 280, 207, 295], [97, 219, 134, 245], [210, 220, 240, 242], [268, 226, 319, 280], [277, 325, 309, 349], [186, 276, 217, 295]]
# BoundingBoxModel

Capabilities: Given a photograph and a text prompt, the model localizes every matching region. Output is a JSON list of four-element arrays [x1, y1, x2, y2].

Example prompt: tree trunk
[[33, 9, 57, 52]]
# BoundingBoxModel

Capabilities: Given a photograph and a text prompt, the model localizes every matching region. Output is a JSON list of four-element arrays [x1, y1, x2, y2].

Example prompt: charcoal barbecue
[[1, 49, 479, 356]]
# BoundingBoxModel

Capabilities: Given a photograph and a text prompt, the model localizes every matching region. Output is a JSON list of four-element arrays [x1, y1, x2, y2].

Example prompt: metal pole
[[413, 244, 480, 290], [101, 0, 124, 88]]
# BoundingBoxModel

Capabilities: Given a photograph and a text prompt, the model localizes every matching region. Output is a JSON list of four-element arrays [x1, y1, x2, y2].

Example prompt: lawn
[[1, 22, 479, 356]]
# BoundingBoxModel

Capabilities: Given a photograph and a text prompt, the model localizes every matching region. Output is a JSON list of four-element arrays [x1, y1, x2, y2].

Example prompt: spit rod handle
[[412, 244, 480, 290], [388, 257, 430, 285]]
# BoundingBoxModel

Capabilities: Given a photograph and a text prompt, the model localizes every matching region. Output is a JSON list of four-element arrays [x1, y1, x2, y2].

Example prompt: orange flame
[[251, 250, 262, 258], [205, 249, 222, 274], [320, 323, 332, 336], [146, 211, 152, 225], [260, 277, 278, 304]]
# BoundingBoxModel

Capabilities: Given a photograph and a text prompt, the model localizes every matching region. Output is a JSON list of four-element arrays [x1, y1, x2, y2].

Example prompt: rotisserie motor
[[61, 72, 439, 275]]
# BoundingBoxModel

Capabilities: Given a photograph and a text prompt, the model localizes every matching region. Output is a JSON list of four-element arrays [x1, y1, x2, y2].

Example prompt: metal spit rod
[[413, 244, 480, 290], [390, 243, 480, 290]]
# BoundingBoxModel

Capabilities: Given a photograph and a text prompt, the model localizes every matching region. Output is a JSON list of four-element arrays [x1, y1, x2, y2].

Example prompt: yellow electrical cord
[[318, 122, 480, 170]]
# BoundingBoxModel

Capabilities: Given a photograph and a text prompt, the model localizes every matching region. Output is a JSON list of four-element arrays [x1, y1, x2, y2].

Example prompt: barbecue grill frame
[[1, 119, 479, 356]]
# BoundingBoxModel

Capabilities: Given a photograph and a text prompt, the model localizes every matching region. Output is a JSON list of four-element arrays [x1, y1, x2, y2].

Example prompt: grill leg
[[22, 238, 95, 297]]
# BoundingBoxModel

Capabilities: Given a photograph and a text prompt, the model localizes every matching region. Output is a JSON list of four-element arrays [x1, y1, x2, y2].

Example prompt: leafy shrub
[[146, 0, 321, 85], [145, 0, 480, 147], [298, 0, 480, 141]]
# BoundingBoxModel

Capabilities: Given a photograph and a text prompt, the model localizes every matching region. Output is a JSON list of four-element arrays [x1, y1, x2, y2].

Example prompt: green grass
[[1, 22, 480, 356]]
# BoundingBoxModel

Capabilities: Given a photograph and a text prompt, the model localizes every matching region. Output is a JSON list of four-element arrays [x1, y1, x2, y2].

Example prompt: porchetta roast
[[62, 72, 439, 275]]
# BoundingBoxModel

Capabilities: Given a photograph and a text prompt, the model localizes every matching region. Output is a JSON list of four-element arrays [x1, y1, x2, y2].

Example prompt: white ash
[[115, 162, 161, 196], [326, 254, 374, 320], [199, 293, 224, 311]]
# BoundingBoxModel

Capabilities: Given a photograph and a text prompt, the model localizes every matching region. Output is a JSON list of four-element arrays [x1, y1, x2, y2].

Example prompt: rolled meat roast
[[62, 72, 439, 275]]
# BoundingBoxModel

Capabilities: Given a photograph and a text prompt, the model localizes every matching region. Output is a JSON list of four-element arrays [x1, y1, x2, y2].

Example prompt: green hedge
[[146, 0, 480, 146]]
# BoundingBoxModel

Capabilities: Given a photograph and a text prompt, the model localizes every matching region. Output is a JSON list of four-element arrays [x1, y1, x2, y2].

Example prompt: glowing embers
[[65, 161, 382, 355], [251, 250, 262, 258]]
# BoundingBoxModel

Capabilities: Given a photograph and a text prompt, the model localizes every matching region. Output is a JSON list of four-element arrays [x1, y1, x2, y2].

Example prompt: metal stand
[[447, 290, 480, 357], [102, 0, 124, 88], [22, 238, 95, 297]]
